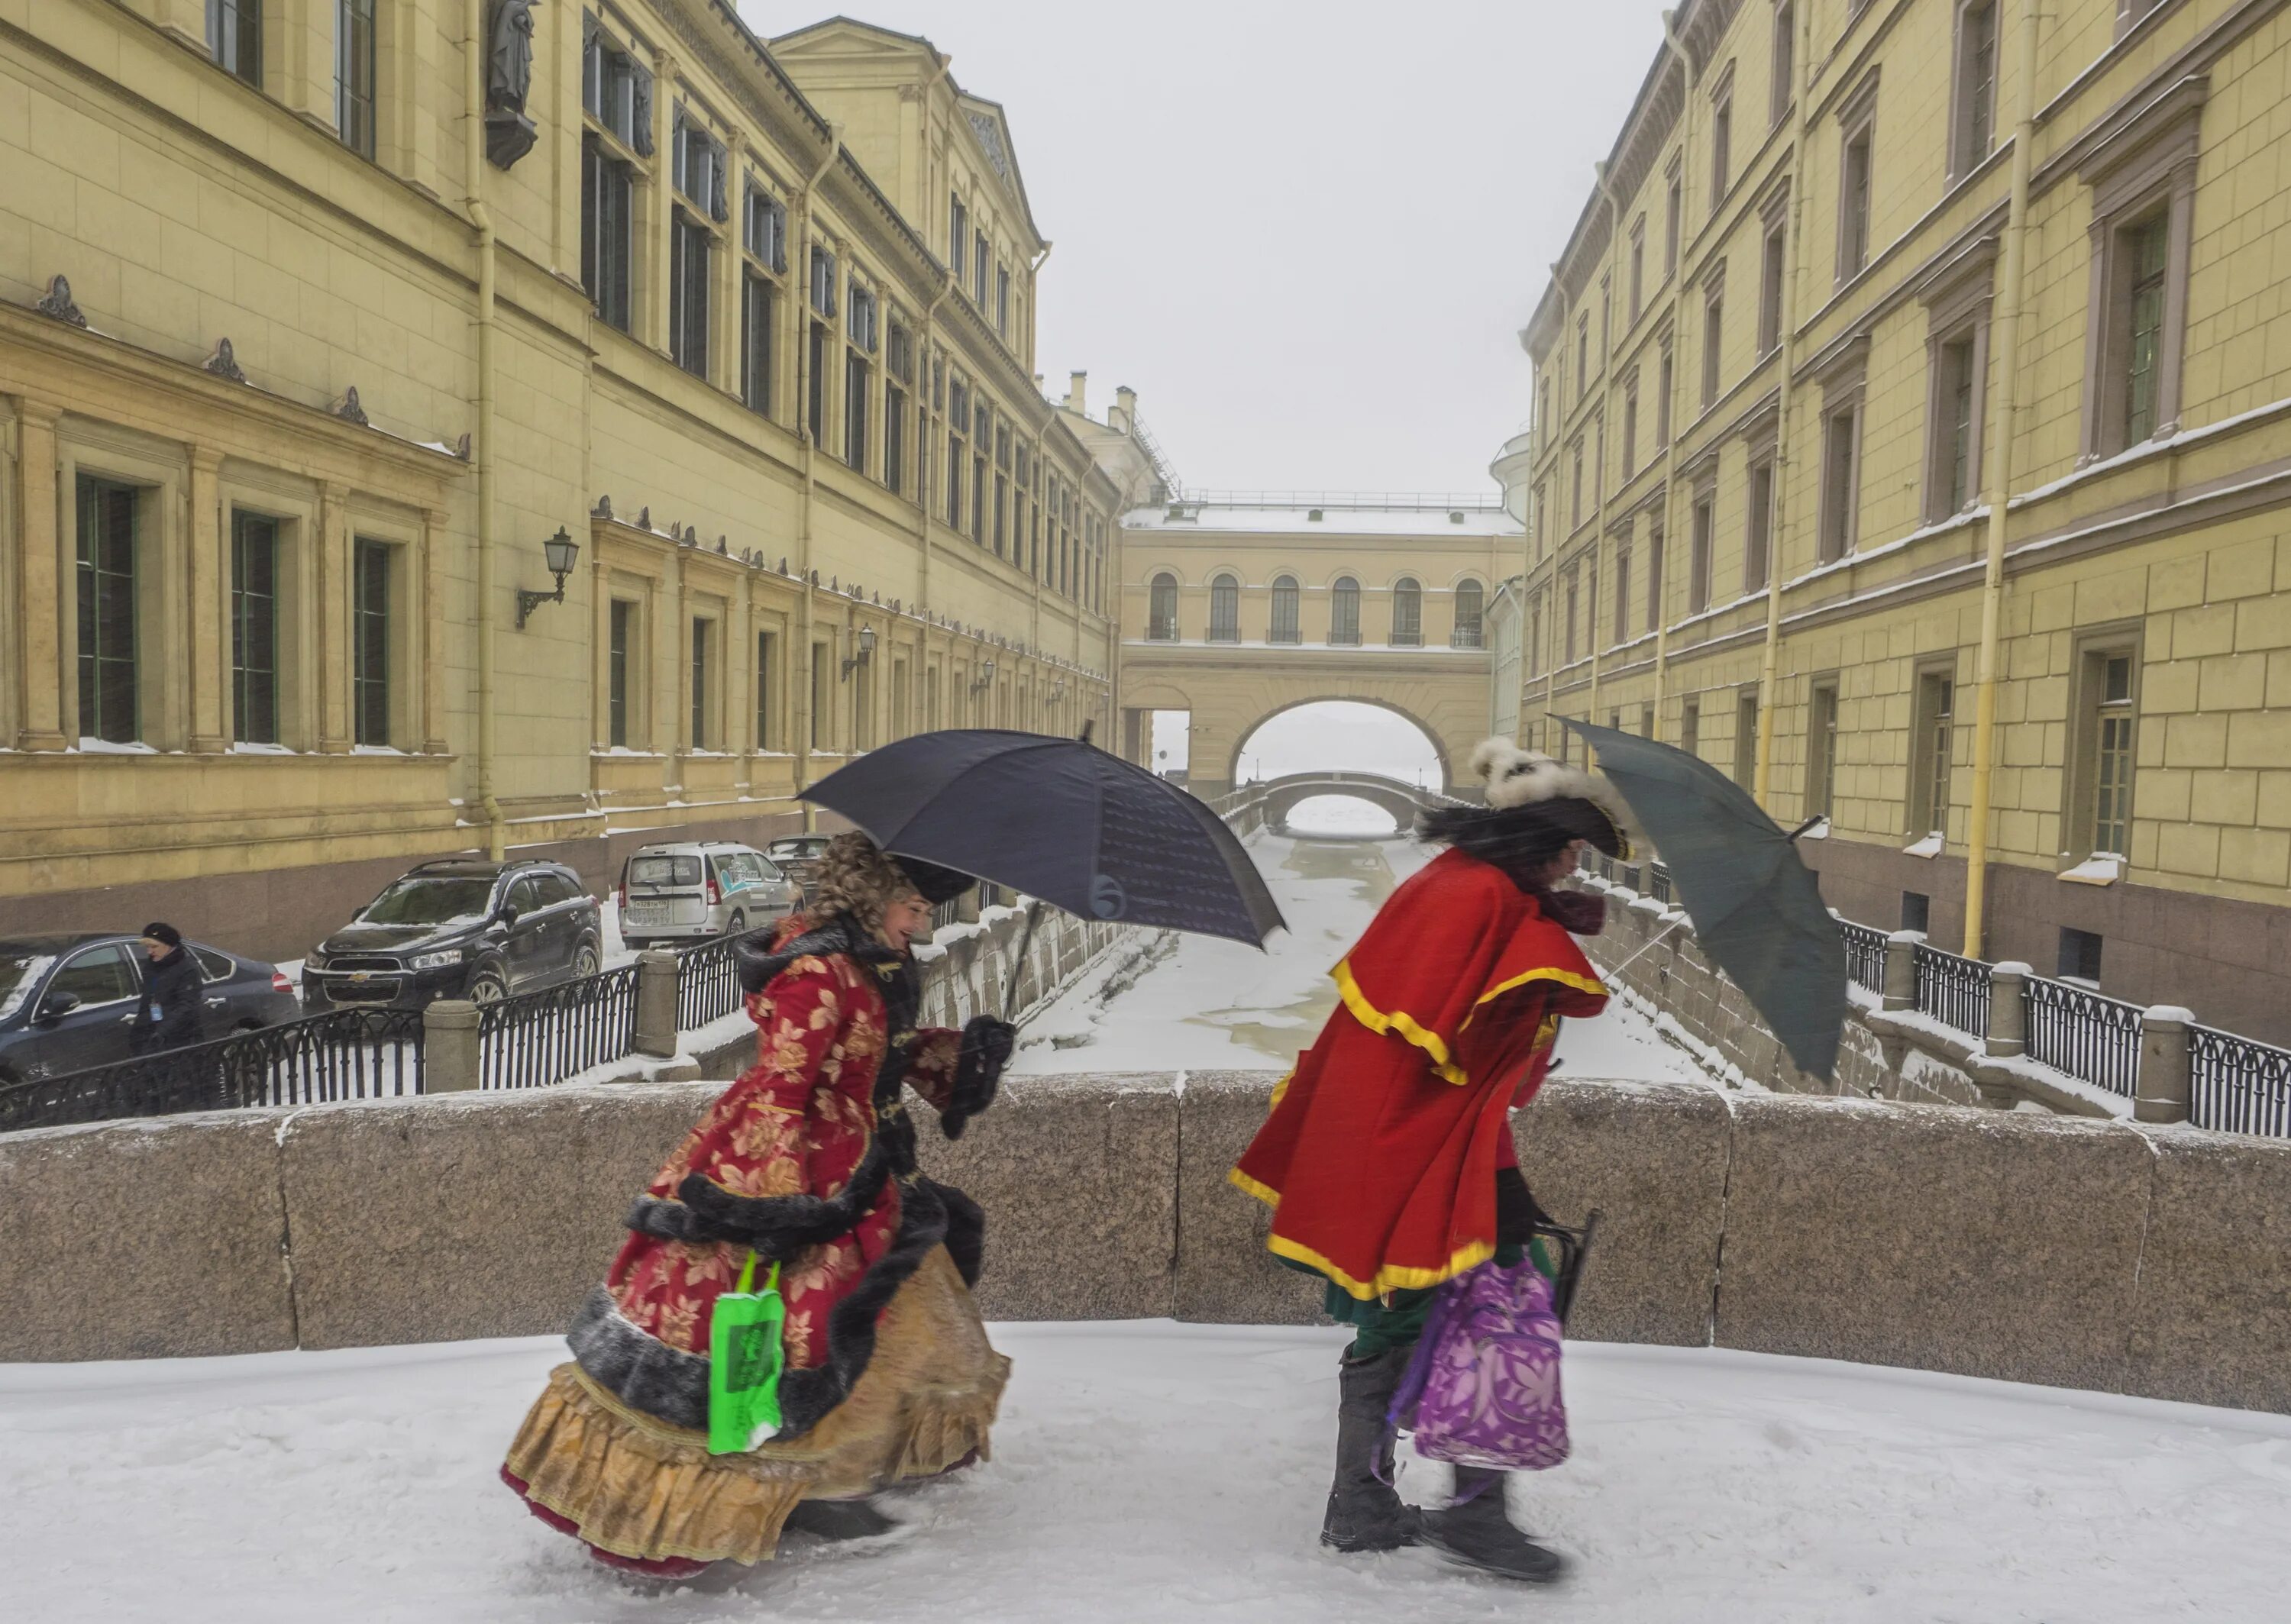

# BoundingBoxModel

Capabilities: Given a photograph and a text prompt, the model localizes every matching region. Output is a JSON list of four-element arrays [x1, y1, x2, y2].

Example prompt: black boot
[[1320, 1348, 1419, 1553], [782, 1496, 897, 1542], [1419, 1467, 1564, 1582]]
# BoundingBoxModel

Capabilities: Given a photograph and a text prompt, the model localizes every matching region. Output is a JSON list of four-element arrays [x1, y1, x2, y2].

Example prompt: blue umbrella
[[800, 729, 1286, 948], [1560, 719, 1845, 1080]]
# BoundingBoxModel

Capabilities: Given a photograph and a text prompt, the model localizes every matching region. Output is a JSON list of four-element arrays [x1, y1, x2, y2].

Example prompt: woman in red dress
[[503, 833, 1015, 1576]]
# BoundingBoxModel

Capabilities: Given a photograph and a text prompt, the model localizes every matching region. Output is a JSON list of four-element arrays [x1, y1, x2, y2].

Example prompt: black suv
[[302, 860, 603, 1011]]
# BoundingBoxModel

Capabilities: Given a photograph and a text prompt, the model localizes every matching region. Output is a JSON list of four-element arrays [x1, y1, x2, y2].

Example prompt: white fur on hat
[[1466, 735, 1640, 856]]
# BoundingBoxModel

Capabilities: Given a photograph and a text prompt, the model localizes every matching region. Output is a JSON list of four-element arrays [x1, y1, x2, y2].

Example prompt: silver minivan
[[616, 841, 799, 950]]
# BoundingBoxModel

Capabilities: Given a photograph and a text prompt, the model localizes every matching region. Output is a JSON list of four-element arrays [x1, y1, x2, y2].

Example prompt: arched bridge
[[1249, 771, 1459, 834]]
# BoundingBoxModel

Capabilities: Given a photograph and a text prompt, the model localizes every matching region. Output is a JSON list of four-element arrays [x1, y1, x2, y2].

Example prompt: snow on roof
[[1123, 502, 1523, 539]]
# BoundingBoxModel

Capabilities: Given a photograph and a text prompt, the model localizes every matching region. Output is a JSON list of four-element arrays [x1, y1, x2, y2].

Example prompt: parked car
[[0, 934, 299, 1084], [763, 834, 834, 900], [617, 841, 799, 951], [302, 859, 603, 1012]]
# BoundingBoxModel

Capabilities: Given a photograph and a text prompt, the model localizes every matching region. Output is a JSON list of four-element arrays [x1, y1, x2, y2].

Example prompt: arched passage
[[1231, 699, 1449, 793]]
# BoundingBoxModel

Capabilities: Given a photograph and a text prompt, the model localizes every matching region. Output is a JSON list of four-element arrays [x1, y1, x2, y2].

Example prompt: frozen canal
[[1013, 829, 1703, 1084], [5, 1322, 2286, 1622]]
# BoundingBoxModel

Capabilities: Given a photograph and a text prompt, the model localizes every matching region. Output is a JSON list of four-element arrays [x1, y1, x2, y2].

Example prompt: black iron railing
[[1646, 863, 1673, 906], [2024, 977, 2144, 1099], [0, 1006, 424, 1135], [2190, 1025, 2291, 1138], [677, 935, 743, 1030], [479, 965, 639, 1090], [1912, 942, 1992, 1037], [1838, 920, 1887, 994]]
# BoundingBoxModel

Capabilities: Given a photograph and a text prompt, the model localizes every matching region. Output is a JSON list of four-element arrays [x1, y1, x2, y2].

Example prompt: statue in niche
[[484, 0, 539, 170]]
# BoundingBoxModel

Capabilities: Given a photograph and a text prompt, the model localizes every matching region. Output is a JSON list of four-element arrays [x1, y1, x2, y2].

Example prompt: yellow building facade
[[1510, 0, 2291, 1041], [0, 2, 1122, 959]]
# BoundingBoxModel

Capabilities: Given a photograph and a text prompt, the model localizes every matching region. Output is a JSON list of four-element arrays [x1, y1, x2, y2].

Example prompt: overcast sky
[[742, 2, 1664, 496]]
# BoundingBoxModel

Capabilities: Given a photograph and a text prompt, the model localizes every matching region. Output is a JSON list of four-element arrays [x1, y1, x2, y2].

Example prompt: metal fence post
[[1987, 962, 2030, 1058], [424, 999, 481, 1093], [1882, 931, 1923, 1012], [635, 950, 681, 1059], [2135, 1006, 2195, 1125]]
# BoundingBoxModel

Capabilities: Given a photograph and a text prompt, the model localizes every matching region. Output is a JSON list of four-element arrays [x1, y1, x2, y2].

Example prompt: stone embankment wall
[[3, 1075, 2286, 1419]]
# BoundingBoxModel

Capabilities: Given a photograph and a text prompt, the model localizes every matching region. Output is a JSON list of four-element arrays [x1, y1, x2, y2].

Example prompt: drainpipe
[[1962, 0, 2042, 958], [792, 125, 841, 830], [1647, 7, 1699, 747], [1540, 262, 1570, 751], [1585, 161, 1624, 746], [1750, 0, 1814, 807], [464, 0, 504, 860], [916, 269, 953, 612]]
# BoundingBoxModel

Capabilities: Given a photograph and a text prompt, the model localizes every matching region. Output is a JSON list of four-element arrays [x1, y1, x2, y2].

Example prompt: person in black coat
[[130, 923, 205, 1056]]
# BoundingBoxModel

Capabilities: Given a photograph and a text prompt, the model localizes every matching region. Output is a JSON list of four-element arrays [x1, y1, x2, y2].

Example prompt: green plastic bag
[[707, 1251, 785, 1454]]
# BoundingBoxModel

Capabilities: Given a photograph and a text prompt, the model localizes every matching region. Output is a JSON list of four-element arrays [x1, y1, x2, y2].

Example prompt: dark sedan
[[0, 934, 300, 1085], [302, 858, 603, 1011]]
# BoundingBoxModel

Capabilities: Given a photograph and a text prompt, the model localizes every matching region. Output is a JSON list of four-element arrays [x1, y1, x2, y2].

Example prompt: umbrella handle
[[1002, 899, 1046, 1023], [1604, 914, 1688, 979]]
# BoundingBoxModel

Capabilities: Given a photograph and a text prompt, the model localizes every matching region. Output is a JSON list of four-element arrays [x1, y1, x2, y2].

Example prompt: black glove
[[941, 1015, 1016, 1140]]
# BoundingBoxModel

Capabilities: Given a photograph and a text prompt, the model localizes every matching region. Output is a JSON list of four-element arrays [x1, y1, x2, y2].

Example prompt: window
[[1702, 292, 1724, 408], [1772, 3, 1795, 126], [582, 137, 634, 332], [885, 324, 911, 496], [2076, 647, 2138, 857], [1758, 224, 1785, 355], [51, 943, 141, 1009], [1682, 698, 1701, 757], [996, 266, 1010, 337], [1656, 350, 1675, 447], [1839, 128, 1873, 280], [230, 512, 279, 745], [674, 113, 725, 217], [1149, 574, 1179, 641], [755, 631, 777, 750], [1565, 572, 1579, 663], [352, 538, 390, 747], [1665, 172, 1682, 276], [1952, 3, 2000, 180], [608, 601, 634, 748], [1735, 692, 1760, 786], [1614, 544, 1633, 642], [670, 213, 710, 376], [948, 194, 968, 273], [1270, 575, 1301, 644], [974, 231, 990, 306], [1391, 579, 1422, 647], [1209, 576, 1240, 642], [208, 0, 260, 86], [1911, 670, 1954, 838], [1622, 382, 1639, 479], [336, 0, 375, 160], [1646, 525, 1666, 630], [1629, 226, 1646, 322], [808, 245, 838, 319], [75, 475, 138, 744], [1902, 890, 1931, 935], [1453, 580, 1484, 649], [809, 643, 831, 751], [745, 187, 788, 273], [1711, 85, 1734, 200], [1331, 577, 1361, 646], [582, 26, 646, 150], [1820, 402, 1862, 560], [845, 285, 874, 473], [808, 320, 829, 447], [689, 618, 712, 750], [1806, 680, 1839, 816], [1689, 496, 1714, 612], [1570, 441, 1585, 528], [2059, 928, 2105, 986], [1745, 459, 1774, 591], [2081, 85, 2200, 463], [2123, 212, 2170, 445], [1576, 316, 1590, 402], [740, 272, 774, 415], [1930, 329, 1983, 517]]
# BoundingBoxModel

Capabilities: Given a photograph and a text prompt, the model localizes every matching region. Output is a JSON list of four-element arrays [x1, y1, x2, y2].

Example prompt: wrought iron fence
[[0, 1006, 424, 1135], [677, 936, 742, 1030], [479, 964, 639, 1091], [1838, 920, 1887, 994], [1912, 941, 1992, 1037], [1646, 863, 1673, 906], [2023, 977, 2144, 1099], [2190, 1025, 2291, 1138]]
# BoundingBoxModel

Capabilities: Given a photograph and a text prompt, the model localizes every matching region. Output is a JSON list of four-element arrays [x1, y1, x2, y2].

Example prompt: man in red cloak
[[1232, 738, 1633, 1582]]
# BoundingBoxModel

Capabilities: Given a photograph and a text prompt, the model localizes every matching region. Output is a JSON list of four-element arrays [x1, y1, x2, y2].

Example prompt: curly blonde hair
[[809, 831, 921, 925]]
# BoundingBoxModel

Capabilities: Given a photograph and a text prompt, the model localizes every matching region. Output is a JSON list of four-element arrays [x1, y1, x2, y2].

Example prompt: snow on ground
[[1013, 829, 1705, 1086], [5, 1322, 2286, 1622]]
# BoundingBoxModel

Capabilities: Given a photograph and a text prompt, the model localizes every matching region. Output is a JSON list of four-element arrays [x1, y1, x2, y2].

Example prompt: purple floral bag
[[1388, 1258, 1571, 1472]]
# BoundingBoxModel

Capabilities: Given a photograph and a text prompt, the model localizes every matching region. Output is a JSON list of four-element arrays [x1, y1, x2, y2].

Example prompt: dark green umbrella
[[1560, 719, 1845, 1080]]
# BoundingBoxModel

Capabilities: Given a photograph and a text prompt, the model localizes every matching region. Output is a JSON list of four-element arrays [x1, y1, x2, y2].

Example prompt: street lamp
[[515, 527, 580, 629], [971, 658, 997, 693], [842, 623, 877, 679]]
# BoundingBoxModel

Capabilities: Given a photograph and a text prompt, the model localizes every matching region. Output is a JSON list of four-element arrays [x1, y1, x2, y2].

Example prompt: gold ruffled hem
[[504, 1245, 1009, 1567]]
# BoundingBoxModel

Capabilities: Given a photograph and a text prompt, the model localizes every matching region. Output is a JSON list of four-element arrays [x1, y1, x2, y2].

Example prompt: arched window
[[1391, 578, 1422, 646], [1208, 573, 1240, 642], [1149, 573, 1179, 641], [1269, 575, 1301, 644], [1330, 576, 1361, 646], [1453, 579, 1485, 648]]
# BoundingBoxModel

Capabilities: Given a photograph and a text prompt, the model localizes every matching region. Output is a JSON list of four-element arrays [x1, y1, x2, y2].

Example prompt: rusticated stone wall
[[3, 1075, 2286, 1418]]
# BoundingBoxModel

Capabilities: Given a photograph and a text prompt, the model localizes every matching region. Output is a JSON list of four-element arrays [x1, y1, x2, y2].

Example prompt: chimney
[[1113, 385, 1137, 434], [1066, 370, 1087, 418]]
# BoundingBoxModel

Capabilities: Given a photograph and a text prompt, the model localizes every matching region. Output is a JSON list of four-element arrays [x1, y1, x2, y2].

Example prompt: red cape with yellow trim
[[1230, 848, 1609, 1299]]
